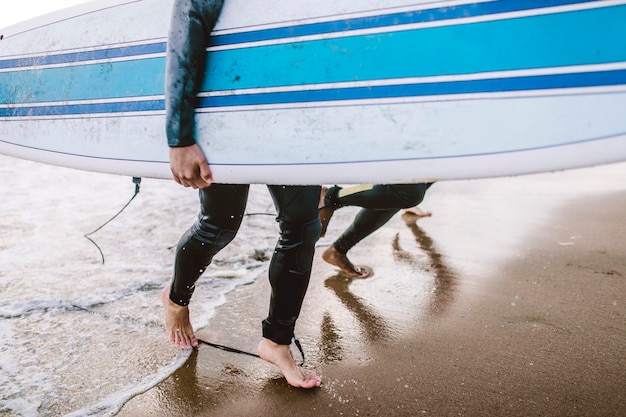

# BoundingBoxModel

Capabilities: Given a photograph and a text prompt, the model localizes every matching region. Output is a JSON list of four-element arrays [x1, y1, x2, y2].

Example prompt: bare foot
[[318, 186, 334, 237], [322, 245, 371, 278], [258, 338, 321, 388], [161, 286, 198, 348], [402, 206, 432, 217]]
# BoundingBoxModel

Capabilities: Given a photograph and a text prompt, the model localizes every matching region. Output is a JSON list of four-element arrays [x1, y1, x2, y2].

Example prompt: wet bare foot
[[161, 286, 198, 348], [258, 338, 321, 388], [318, 186, 334, 237], [402, 206, 432, 217], [322, 245, 371, 278], [401, 206, 432, 226]]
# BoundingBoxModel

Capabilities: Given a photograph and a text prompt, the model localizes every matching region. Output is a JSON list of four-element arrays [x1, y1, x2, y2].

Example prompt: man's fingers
[[198, 163, 214, 187]]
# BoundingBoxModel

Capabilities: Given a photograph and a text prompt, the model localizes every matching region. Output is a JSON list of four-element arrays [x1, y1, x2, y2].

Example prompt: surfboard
[[1, 0, 626, 184]]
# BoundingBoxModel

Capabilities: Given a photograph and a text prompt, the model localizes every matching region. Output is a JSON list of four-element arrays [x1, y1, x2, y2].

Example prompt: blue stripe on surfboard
[[0, 0, 605, 70], [3, 69, 625, 118], [201, 5, 626, 92], [0, 43, 166, 70], [1, 58, 165, 103], [2, 4, 626, 105], [209, 0, 601, 47], [198, 69, 626, 108], [1, 99, 164, 117]]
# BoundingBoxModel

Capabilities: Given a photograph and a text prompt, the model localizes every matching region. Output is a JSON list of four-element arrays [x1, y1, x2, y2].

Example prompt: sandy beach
[[116, 164, 625, 417]]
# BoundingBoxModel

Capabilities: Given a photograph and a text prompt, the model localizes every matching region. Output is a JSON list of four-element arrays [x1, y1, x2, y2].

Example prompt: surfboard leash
[[197, 335, 305, 365], [197, 338, 261, 359], [71, 303, 307, 364], [78, 178, 307, 365], [84, 177, 142, 264]]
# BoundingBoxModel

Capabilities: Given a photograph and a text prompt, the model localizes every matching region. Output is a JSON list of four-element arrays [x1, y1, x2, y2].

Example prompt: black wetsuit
[[322, 183, 432, 255], [165, 0, 321, 345]]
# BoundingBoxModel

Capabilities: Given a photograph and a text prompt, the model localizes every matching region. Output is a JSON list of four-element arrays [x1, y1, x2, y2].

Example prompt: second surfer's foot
[[322, 245, 371, 278], [402, 206, 432, 218], [162, 286, 198, 349], [258, 338, 321, 388]]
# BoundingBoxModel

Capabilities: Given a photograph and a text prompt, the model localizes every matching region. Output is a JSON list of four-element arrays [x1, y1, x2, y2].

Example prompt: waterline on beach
[[0, 155, 277, 417]]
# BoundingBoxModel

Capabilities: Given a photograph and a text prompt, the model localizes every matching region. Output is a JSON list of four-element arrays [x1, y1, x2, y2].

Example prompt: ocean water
[[0, 155, 280, 417]]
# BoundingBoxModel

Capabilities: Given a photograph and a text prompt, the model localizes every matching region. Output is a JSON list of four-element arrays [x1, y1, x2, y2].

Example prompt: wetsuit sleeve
[[165, 0, 225, 148]]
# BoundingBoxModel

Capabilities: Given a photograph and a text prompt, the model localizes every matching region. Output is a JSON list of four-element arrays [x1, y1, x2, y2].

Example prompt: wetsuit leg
[[169, 184, 249, 306], [324, 183, 431, 210], [165, 0, 224, 147], [333, 208, 399, 255], [329, 183, 432, 255], [262, 185, 322, 345]]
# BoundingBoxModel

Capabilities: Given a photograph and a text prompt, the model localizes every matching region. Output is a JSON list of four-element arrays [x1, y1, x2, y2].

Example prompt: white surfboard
[[1, 0, 626, 184]]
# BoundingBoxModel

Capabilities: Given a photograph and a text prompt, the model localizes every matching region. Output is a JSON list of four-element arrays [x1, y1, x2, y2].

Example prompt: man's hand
[[169, 144, 214, 188]]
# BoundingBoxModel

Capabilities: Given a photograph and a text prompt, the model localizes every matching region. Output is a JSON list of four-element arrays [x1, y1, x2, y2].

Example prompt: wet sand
[[118, 165, 625, 417]]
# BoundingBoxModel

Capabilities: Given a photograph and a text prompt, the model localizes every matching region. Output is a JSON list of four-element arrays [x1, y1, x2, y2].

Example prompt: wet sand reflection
[[398, 212, 458, 317], [321, 214, 458, 349], [323, 274, 390, 343], [318, 312, 344, 363]]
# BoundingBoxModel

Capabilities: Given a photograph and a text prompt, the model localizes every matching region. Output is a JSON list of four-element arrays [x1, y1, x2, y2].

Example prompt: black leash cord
[[293, 335, 306, 366], [197, 336, 305, 366], [197, 338, 261, 359], [84, 177, 142, 264]]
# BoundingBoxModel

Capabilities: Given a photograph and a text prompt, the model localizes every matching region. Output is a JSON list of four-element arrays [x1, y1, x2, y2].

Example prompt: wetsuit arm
[[165, 0, 224, 148]]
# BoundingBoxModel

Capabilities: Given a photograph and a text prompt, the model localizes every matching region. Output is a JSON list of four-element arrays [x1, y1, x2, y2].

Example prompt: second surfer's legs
[[320, 183, 432, 277], [322, 208, 398, 278]]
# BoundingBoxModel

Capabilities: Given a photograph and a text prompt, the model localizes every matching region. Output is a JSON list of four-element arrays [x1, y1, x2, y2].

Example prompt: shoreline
[[118, 167, 625, 417]]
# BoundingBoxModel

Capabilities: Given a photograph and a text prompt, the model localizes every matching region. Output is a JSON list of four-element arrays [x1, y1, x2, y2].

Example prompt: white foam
[[0, 155, 277, 416], [64, 350, 192, 417]]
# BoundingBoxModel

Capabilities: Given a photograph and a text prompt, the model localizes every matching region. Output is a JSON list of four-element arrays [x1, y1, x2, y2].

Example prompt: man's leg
[[258, 185, 322, 388], [163, 184, 249, 348], [322, 207, 398, 278], [320, 183, 432, 277], [319, 183, 430, 236]]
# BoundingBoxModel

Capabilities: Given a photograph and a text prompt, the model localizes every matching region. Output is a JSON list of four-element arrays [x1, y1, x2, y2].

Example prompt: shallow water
[[0, 155, 280, 416]]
